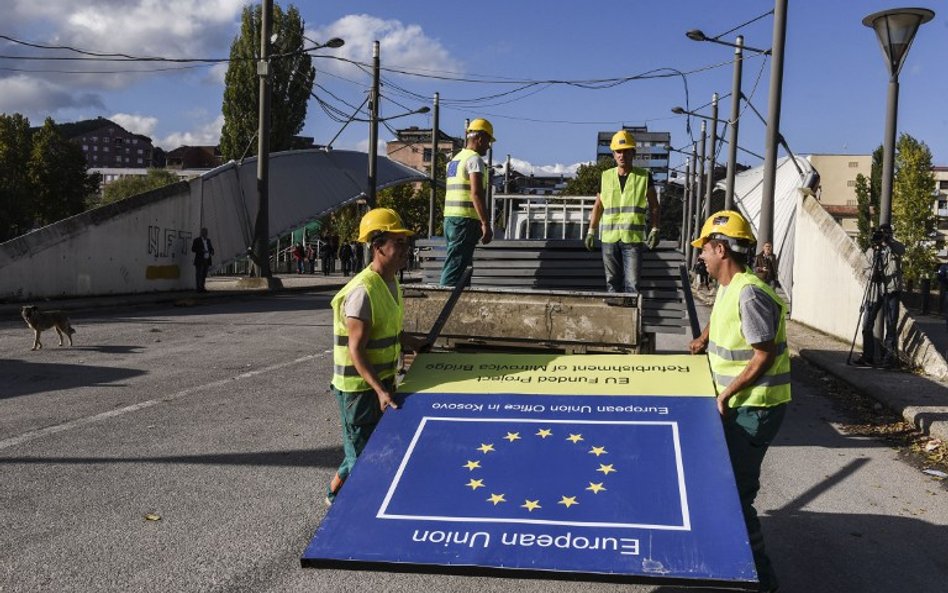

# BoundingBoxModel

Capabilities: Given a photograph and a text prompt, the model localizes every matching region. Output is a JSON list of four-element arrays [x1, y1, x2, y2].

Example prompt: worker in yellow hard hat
[[440, 118, 495, 286], [585, 129, 661, 293], [326, 208, 428, 505], [688, 209, 789, 593]]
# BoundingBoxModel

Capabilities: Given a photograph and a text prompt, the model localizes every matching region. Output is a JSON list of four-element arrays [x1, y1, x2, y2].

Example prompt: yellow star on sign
[[586, 482, 606, 494], [597, 463, 617, 475], [463, 460, 481, 471], [487, 493, 506, 505], [466, 479, 485, 490], [503, 432, 521, 442], [535, 428, 552, 438], [566, 433, 584, 444], [588, 446, 607, 457], [521, 499, 542, 512], [477, 443, 495, 454], [558, 496, 579, 508]]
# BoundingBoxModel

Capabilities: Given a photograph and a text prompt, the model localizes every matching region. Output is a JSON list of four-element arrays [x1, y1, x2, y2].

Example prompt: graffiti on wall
[[148, 226, 192, 260]]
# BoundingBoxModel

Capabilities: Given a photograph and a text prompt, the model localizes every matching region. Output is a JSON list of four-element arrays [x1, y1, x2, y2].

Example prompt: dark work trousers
[[194, 262, 209, 292], [440, 217, 481, 287], [723, 404, 787, 592], [861, 290, 900, 364]]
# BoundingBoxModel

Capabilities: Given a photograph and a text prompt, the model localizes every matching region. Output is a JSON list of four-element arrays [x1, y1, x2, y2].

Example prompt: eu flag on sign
[[377, 417, 688, 530]]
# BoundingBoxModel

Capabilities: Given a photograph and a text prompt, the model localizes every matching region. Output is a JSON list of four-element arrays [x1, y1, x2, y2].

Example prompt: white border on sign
[[376, 417, 692, 531]]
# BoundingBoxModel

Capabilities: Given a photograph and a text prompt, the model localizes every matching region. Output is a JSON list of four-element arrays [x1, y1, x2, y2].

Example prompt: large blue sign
[[303, 372, 756, 587]]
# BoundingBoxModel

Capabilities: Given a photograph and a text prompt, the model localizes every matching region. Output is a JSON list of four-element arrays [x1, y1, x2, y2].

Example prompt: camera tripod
[[847, 245, 893, 366]]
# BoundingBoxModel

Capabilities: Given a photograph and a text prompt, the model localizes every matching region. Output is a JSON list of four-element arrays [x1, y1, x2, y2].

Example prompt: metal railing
[[492, 194, 596, 240]]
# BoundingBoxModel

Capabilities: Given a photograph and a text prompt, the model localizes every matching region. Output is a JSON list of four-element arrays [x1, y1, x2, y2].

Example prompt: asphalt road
[[1, 291, 945, 592]]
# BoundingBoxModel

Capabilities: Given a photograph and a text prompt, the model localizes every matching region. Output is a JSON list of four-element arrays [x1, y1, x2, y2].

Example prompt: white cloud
[[110, 113, 158, 137], [0, 75, 104, 116], [157, 114, 225, 150], [308, 14, 456, 76], [506, 157, 584, 177]]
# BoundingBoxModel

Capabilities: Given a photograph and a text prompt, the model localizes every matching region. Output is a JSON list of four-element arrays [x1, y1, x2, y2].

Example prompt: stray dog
[[20, 305, 76, 350]]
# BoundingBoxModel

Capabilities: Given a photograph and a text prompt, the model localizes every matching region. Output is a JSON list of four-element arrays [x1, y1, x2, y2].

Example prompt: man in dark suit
[[191, 227, 214, 292]]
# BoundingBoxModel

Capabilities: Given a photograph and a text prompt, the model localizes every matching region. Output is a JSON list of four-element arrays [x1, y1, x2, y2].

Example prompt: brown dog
[[20, 305, 76, 350]]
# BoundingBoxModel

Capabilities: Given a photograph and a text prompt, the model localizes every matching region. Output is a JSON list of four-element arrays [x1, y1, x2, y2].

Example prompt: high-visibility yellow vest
[[444, 148, 482, 220], [330, 267, 403, 392], [708, 269, 791, 408], [598, 167, 649, 243]]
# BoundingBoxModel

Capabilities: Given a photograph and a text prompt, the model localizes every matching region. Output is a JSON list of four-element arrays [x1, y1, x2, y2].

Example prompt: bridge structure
[[0, 150, 426, 301]]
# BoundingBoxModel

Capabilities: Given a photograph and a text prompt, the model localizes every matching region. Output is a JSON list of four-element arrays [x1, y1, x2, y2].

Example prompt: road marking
[[0, 353, 322, 451]]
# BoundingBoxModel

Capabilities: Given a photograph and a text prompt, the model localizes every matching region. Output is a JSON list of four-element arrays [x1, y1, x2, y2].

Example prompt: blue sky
[[3, 1, 946, 176]]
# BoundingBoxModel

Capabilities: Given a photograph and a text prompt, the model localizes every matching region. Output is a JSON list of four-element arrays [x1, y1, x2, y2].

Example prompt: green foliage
[[0, 113, 34, 241], [101, 169, 183, 205], [220, 3, 314, 161], [856, 145, 883, 250], [25, 117, 99, 230], [561, 158, 613, 196], [892, 134, 937, 283], [854, 173, 873, 251]]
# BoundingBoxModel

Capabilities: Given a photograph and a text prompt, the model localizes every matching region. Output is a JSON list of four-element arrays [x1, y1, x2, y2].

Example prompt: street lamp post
[[685, 30, 768, 211], [725, 36, 744, 210], [862, 7, 935, 226], [705, 93, 719, 213], [253, 0, 274, 281], [759, 0, 789, 248], [367, 41, 381, 207]]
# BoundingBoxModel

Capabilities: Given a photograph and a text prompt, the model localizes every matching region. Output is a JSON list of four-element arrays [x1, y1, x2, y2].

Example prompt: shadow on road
[[0, 359, 146, 400], [0, 446, 344, 468]]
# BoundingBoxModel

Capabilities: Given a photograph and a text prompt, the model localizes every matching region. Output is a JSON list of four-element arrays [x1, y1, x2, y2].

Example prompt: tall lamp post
[[685, 31, 769, 210], [862, 7, 935, 227], [251, 8, 343, 283]]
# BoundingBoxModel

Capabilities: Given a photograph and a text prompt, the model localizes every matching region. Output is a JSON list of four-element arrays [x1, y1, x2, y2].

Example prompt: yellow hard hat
[[610, 130, 636, 152], [358, 208, 415, 243], [466, 118, 495, 142], [691, 210, 756, 251]]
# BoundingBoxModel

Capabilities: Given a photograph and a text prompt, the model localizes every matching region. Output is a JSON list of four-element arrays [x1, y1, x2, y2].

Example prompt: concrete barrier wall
[[0, 150, 426, 301], [0, 181, 198, 300], [792, 194, 947, 378], [791, 194, 868, 344]]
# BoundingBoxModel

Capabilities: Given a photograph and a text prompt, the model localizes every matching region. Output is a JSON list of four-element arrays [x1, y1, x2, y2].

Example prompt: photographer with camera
[[853, 223, 904, 369]]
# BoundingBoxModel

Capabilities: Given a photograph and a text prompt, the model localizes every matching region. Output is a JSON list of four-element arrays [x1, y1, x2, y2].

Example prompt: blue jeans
[[601, 241, 642, 293], [861, 291, 900, 363], [440, 217, 481, 287]]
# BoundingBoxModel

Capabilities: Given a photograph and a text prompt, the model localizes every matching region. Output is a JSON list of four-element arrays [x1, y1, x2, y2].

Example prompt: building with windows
[[386, 127, 462, 173], [596, 126, 671, 185], [166, 145, 223, 170], [933, 166, 948, 258], [58, 117, 158, 169], [806, 154, 872, 237]]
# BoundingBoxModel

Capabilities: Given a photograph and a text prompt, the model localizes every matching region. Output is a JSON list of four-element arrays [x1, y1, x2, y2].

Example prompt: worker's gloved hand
[[646, 227, 660, 250], [584, 231, 596, 251]]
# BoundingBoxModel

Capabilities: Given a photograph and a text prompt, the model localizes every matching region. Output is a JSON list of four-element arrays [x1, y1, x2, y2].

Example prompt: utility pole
[[692, 123, 706, 267], [759, 0, 788, 247], [253, 0, 273, 280], [681, 156, 692, 252], [428, 92, 439, 237], [367, 40, 380, 207], [705, 93, 718, 213], [725, 36, 744, 210]]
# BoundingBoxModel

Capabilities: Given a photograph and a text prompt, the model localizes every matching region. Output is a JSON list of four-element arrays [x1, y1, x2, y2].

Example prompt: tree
[[27, 117, 99, 228], [0, 113, 34, 241], [854, 173, 873, 251], [561, 158, 612, 196], [219, 3, 314, 161], [892, 133, 937, 285], [101, 169, 183, 205]]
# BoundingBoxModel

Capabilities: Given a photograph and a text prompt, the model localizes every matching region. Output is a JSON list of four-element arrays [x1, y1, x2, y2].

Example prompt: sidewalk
[[692, 284, 948, 443], [7, 275, 947, 442]]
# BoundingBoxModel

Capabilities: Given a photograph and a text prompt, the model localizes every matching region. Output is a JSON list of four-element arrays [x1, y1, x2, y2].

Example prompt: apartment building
[[58, 117, 158, 169], [596, 126, 671, 185]]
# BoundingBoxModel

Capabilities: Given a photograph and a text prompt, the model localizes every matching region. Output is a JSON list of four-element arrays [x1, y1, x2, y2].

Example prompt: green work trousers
[[440, 217, 481, 287], [723, 403, 787, 592], [331, 382, 389, 490]]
